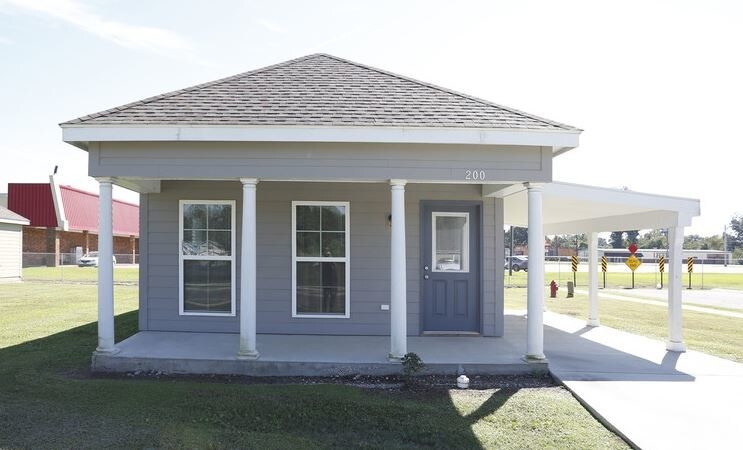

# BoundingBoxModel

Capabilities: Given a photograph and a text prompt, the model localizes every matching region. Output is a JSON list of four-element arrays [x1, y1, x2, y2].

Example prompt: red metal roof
[[7, 183, 139, 236], [7, 183, 58, 227]]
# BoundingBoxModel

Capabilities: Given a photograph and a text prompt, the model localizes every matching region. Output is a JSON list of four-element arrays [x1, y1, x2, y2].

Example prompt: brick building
[[7, 176, 138, 266]]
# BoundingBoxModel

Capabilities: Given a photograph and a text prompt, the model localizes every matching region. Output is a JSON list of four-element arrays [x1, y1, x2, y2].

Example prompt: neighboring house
[[7, 176, 139, 266], [0, 205, 29, 282], [60, 54, 700, 375]]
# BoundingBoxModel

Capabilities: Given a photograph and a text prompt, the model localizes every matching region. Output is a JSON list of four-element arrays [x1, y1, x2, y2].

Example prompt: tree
[[637, 229, 667, 249], [609, 231, 624, 248], [625, 230, 639, 245], [504, 227, 528, 249], [729, 215, 743, 249]]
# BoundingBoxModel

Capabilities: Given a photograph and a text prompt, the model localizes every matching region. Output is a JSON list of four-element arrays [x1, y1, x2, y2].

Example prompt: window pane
[[321, 205, 345, 231], [182, 229, 207, 256], [208, 231, 231, 256], [183, 204, 207, 229], [296, 262, 345, 314], [435, 215, 468, 272], [208, 204, 231, 230], [296, 205, 321, 231], [321, 232, 345, 257], [184, 260, 232, 313], [297, 232, 321, 257]]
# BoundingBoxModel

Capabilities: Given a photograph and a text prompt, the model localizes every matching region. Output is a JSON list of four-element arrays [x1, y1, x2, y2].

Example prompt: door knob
[[424, 274, 429, 280]]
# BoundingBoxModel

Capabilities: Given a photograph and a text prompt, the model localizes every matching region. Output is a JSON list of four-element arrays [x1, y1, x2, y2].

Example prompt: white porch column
[[525, 183, 545, 360], [389, 179, 407, 360], [587, 231, 600, 326], [96, 177, 116, 353], [667, 226, 686, 352], [238, 178, 259, 359]]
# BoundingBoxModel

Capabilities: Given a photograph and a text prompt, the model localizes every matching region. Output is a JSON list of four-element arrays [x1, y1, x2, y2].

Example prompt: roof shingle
[[61, 54, 578, 131]]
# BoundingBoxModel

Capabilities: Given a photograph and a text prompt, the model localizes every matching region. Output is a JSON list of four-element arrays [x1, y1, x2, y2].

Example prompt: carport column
[[95, 177, 116, 353], [666, 226, 686, 352], [525, 183, 545, 360], [238, 178, 259, 359], [389, 180, 407, 360], [587, 231, 600, 326]]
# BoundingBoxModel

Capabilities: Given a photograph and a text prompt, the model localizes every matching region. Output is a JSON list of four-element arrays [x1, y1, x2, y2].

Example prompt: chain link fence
[[22, 252, 139, 284]]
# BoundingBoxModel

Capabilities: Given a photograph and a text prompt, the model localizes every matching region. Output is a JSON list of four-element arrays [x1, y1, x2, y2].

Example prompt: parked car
[[505, 256, 528, 272], [78, 252, 117, 267]]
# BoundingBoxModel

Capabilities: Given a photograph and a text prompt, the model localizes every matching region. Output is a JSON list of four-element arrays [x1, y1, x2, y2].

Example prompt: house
[[7, 176, 139, 266], [60, 54, 700, 375], [0, 205, 29, 282]]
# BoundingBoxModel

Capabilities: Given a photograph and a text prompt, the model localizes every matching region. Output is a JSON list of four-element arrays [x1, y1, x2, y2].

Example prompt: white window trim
[[432, 211, 470, 273], [291, 200, 351, 319], [178, 199, 236, 317]]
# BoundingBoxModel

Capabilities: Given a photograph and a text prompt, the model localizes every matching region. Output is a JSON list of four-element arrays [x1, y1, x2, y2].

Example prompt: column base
[[387, 353, 403, 362], [666, 341, 686, 352], [586, 318, 600, 327], [236, 350, 260, 360], [523, 353, 546, 362], [94, 346, 120, 355]]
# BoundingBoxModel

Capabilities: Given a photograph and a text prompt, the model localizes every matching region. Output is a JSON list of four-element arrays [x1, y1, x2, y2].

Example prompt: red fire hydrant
[[550, 280, 559, 298]]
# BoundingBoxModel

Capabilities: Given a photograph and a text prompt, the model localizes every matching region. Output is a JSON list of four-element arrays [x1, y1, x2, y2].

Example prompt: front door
[[421, 202, 480, 333]]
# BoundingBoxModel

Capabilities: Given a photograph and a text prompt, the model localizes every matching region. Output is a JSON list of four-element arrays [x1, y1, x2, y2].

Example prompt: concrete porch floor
[[93, 315, 545, 376]]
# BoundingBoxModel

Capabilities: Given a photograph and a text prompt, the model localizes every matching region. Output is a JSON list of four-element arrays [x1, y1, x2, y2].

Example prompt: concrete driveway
[[540, 311, 743, 450]]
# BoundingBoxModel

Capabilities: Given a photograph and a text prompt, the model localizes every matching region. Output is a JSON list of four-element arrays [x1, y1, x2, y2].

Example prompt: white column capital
[[390, 179, 407, 188], [95, 177, 115, 185], [523, 182, 544, 191], [240, 177, 259, 186]]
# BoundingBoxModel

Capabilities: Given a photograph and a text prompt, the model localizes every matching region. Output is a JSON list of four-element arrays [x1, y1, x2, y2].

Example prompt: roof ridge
[[60, 54, 326, 126], [316, 53, 579, 132]]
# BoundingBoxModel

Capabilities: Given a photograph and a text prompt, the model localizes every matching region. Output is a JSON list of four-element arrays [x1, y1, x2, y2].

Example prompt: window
[[292, 201, 350, 318], [432, 212, 469, 272], [179, 200, 236, 316]]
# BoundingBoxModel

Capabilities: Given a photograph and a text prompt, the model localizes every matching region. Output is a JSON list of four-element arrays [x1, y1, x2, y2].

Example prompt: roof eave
[[61, 124, 581, 149]]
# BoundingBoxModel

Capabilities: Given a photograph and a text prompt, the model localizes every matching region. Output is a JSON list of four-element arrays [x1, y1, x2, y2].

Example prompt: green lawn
[[505, 270, 743, 290], [0, 282, 627, 449], [505, 288, 743, 363], [22, 265, 139, 283]]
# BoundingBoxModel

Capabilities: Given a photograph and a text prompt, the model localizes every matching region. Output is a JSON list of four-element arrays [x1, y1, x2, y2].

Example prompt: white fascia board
[[49, 174, 69, 231], [544, 210, 686, 234], [0, 218, 30, 226], [61, 125, 580, 148]]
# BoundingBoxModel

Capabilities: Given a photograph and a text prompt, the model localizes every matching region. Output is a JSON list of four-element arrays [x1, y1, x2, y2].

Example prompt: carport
[[484, 181, 701, 352]]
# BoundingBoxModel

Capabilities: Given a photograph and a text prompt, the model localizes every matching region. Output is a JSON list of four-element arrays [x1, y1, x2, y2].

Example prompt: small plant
[[400, 352, 425, 378]]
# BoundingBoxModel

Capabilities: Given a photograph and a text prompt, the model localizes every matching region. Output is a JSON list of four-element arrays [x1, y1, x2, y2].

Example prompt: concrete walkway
[[574, 288, 743, 319], [542, 311, 743, 450]]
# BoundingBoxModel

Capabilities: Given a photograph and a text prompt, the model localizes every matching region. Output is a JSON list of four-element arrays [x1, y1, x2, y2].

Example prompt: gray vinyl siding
[[0, 223, 23, 280], [89, 141, 552, 183], [142, 181, 500, 336]]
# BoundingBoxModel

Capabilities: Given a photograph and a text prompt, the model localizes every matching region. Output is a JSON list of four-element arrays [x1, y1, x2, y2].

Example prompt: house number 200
[[465, 170, 486, 180]]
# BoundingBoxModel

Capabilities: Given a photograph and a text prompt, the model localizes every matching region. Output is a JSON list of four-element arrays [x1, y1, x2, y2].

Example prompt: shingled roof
[[62, 53, 577, 131]]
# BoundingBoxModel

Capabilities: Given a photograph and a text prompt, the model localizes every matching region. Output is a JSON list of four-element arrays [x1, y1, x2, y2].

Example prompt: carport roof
[[487, 182, 700, 232]]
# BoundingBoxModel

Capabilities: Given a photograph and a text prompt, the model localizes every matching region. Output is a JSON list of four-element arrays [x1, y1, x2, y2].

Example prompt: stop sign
[[628, 243, 638, 254]]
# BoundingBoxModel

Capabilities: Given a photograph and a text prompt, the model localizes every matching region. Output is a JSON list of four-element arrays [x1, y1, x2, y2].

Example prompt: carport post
[[587, 232, 600, 326], [95, 177, 115, 354], [525, 183, 545, 360], [666, 226, 686, 352]]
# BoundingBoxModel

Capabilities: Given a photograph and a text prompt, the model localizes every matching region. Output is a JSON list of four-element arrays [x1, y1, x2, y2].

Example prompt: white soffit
[[499, 181, 701, 232]]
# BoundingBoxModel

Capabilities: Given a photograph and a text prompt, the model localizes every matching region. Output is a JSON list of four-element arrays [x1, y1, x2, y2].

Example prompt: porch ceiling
[[493, 181, 700, 233]]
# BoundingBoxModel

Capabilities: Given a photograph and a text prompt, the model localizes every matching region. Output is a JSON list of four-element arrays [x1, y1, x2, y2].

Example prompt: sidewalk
[[574, 288, 743, 319], [542, 311, 743, 449]]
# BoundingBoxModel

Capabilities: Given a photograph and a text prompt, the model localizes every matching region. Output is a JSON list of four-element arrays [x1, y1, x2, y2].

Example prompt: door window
[[432, 212, 469, 272]]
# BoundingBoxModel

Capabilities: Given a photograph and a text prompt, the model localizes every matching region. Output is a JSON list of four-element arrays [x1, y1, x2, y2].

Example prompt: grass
[[505, 270, 743, 290], [22, 265, 139, 283], [0, 282, 627, 449], [504, 288, 743, 362]]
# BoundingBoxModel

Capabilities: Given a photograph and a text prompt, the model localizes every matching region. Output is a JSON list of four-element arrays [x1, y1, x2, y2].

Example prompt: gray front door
[[421, 202, 480, 333]]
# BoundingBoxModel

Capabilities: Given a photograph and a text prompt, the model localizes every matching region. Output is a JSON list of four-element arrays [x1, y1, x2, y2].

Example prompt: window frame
[[291, 200, 351, 319], [431, 211, 470, 273], [178, 199, 236, 317]]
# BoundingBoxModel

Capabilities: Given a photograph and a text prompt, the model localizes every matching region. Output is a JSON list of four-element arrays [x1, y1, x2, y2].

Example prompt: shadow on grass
[[0, 311, 526, 449]]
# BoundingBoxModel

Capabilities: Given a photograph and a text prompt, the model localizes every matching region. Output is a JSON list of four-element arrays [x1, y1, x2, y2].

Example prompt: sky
[[0, 0, 741, 236]]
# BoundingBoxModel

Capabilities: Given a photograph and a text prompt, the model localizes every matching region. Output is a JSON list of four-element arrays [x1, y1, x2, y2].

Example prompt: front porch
[[93, 314, 544, 376]]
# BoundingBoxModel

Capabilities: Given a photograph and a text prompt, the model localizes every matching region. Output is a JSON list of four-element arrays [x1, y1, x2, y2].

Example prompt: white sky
[[0, 0, 740, 236]]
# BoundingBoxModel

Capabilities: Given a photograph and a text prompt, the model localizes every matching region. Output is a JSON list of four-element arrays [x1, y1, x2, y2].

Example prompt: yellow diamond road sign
[[625, 254, 642, 272]]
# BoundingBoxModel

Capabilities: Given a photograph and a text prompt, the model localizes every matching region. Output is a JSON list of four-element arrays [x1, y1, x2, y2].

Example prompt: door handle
[[424, 274, 429, 280]]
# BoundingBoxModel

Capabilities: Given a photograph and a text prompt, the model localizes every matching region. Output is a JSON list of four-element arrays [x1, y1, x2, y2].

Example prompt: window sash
[[291, 201, 350, 318], [179, 200, 236, 317]]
